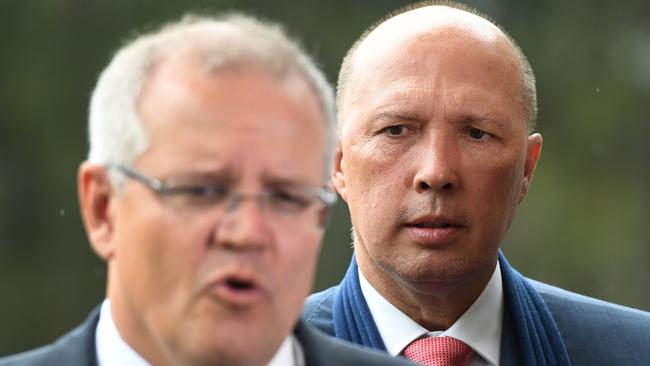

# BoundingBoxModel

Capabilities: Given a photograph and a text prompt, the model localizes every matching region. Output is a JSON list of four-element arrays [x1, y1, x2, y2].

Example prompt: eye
[[468, 127, 488, 140], [191, 185, 228, 197], [383, 125, 408, 137], [175, 184, 230, 205], [268, 190, 311, 212]]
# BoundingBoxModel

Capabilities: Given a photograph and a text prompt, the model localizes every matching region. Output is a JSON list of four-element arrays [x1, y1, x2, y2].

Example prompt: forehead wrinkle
[[375, 110, 423, 123], [352, 76, 434, 109]]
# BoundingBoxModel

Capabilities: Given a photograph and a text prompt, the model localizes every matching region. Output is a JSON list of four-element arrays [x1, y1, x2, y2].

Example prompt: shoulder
[[0, 346, 53, 366], [302, 286, 338, 336], [295, 321, 413, 366], [531, 279, 650, 329], [530, 279, 650, 364], [0, 309, 99, 366]]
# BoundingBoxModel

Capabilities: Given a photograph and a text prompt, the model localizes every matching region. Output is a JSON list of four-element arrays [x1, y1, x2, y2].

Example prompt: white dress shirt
[[95, 299, 303, 366], [359, 263, 503, 365]]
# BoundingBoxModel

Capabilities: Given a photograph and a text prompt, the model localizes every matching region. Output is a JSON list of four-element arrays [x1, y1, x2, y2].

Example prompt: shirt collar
[[359, 262, 503, 365], [95, 299, 302, 366], [268, 333, 303, 366], [95, 299, 150, 366]]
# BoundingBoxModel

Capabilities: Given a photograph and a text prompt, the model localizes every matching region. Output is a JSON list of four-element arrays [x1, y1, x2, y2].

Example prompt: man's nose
[[212, 198, 272, 251], [413, 132, 460, 193]]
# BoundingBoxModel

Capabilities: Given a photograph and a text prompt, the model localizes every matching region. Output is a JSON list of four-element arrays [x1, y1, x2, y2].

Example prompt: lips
[[410, 222, 457, 228], [206, 270, 267, 306], [404, 215, 467, 245]]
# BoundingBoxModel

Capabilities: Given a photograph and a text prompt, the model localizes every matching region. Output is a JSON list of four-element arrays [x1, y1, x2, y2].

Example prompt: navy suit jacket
[[303, 278, 650, 365], [0, 306, 415, 366]]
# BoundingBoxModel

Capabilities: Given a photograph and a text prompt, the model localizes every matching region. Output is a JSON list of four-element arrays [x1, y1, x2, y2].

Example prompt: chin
[[173, 315, 281, 366], [214, 351, 273, 366], [389, 249, 485, 284], [181, 339, 276, 366]]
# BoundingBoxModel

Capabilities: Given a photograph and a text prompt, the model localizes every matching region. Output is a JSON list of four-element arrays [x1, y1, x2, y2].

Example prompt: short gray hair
[[88, 13, 335, 183], [337, 1, 537, 132]]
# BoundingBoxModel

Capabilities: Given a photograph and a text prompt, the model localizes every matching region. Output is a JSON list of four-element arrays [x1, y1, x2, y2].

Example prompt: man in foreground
[[0, 13, 413, 366], [304, 2, 650, 365]]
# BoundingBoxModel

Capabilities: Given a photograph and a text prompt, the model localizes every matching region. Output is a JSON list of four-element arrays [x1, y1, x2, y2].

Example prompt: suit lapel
[[499, 306, 518, 366], [45, 307, 100, 366], [294, 320, 326, 366]]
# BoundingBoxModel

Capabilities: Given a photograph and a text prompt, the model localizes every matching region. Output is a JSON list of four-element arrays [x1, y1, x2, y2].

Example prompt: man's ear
[[519, 133, 543, 203], [78, 162, 116, 261], [331, 144, 347, 202]]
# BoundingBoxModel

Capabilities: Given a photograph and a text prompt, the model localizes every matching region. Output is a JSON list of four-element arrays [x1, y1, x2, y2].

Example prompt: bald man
[[303, 2, 650, 366]]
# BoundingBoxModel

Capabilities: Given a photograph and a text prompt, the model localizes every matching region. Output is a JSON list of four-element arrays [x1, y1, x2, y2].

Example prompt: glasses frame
[[105, 164, 338, 224]]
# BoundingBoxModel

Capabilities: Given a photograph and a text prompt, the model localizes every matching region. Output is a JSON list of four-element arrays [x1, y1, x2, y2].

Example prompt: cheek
[[282, 231, 321, 280], [469, 153, 525, 232], [115, 205, 206, 306], [345, 142, 409, 211], [342, 139, 416, 250], [275, 231, 322, 310]]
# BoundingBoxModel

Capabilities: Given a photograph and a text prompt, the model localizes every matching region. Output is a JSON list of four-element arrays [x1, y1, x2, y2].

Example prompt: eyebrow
[[374, 110, 506, 125], [374, 111, 425, 123], [262, 175, 317, 189], [166, 168, 235, 185], [372, 110, 511, 132], [462, 114, 507, 129]]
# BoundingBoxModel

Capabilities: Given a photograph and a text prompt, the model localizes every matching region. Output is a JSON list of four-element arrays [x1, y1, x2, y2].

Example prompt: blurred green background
[[1, 0, 649, 355]]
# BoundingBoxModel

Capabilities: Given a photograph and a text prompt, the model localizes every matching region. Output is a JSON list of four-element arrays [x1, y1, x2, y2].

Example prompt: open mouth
[[211, 274, 265, 306], [225, 277, 255, 291]]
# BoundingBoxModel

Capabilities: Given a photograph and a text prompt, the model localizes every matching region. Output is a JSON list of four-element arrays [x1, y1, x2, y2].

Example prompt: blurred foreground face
[[109, 56, 328, 365], [335, 8, 541, 297]]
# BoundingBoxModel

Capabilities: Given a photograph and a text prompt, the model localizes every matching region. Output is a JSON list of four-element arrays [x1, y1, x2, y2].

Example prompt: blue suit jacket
[[303, 278, 650, 365], [0, 306, 415, 366]]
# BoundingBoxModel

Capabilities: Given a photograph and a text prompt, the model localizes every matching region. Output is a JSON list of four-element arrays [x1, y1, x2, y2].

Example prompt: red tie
[[401, 336, 474, 366]]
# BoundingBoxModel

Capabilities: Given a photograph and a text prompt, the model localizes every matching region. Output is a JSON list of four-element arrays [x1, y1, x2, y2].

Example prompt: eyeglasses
[[106, 164, 337, 227]]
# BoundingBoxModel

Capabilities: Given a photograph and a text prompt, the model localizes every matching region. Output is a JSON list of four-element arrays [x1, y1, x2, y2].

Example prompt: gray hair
[[337, 1, 538, 132], [88, 13, 336, 184]]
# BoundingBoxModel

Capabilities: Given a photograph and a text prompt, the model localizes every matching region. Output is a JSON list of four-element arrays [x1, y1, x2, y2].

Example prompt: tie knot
[[401, 336, 474, 366]]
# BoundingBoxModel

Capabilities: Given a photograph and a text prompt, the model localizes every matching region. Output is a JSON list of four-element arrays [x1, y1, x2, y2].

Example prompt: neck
[[107, 268, 177, 366], [356, 248, 496, 331]]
